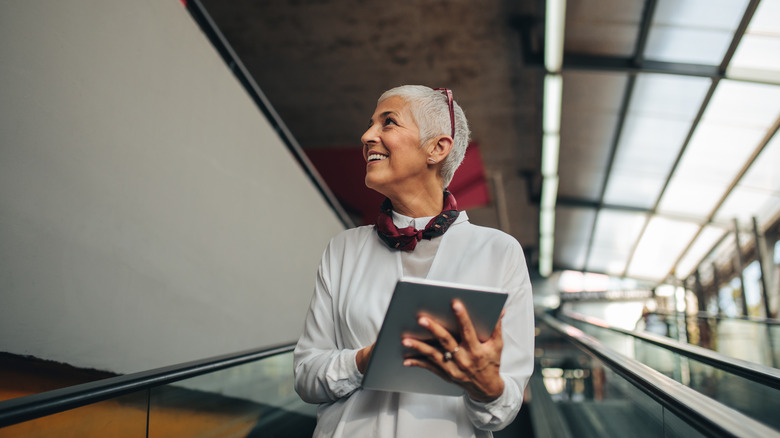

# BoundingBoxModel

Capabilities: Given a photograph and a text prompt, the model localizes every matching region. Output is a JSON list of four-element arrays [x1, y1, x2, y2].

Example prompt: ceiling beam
[[659, 0, 765, 282], [553, 196, 733, 229], [670, 115, 780, 282], [583, 0, 656, 274], [719, 0, 762, 74], [563, 56, 720, 78]]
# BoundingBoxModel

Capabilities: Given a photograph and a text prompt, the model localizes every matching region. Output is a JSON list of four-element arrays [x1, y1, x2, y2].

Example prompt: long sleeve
[[293, 242, 364, 404], [460, 236, 535, 431]]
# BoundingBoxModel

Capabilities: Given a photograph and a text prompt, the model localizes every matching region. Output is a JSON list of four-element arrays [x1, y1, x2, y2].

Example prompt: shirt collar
[[391, 210, 468, 229]]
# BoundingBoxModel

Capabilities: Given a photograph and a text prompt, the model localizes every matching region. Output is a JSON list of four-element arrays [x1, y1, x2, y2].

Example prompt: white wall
[[0, 0, 344, 374]]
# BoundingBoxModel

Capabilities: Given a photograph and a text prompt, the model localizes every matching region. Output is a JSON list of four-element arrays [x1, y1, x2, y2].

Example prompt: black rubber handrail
[[649, 310, 780, 326], [561, 311, 780, 390], [539, 314, 780, 438], [0, 342, 296, 428], [183, 0, 354, 230]]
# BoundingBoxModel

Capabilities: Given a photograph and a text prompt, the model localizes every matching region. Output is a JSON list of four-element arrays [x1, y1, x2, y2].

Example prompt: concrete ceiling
[[194, 0, 780, 286], [199, 0, 547, 263]]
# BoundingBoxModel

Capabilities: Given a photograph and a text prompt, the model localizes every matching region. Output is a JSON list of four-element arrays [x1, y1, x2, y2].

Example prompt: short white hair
[[378, 85, 471, 187]]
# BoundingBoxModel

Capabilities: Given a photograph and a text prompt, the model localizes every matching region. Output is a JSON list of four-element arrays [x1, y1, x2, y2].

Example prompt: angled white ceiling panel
[[675, 225, 728, 279], [629, 73, 711, 118], [644, 0, 748, 65], [658, 122, 764, 219], [728, 0, 780, 83], [627, 216, 701, 280], [586, 209, 648, 275], [554, 206, 597, 270]]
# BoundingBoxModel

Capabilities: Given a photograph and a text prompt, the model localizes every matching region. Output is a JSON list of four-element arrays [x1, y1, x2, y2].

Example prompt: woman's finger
[[403, 357, 452, 382], [452, 300, 480, 348], [490, 310, 505, 344], [419, 316, 458, 351], [402, 337, 444, 362]]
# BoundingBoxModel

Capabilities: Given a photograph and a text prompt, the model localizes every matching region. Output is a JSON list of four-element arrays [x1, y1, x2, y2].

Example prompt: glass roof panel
[[629, 73, 711, 119], [644, 0, 748, 65], [728, 36, 780, 83], [603, 169, 666, 209], [704, 80, 780, 129], [657, 122, 765, 218], [627, 216, 701, 280], [727, 0, 780, 82], [611, 116, 691, 172], [605, 74, 711, 209], [714, 186, 780, 229], [673, 123, 764, 181], [745, 0, 780, 33], [652, 0, 748, 28], [658, 79, 780, 219], [738, 132, 780, 193], [554, 206, 597, 270], [587, 209, 648, 275], [711, 130, 780, 230], [603, 116, 690, 207], [675, 225, 728, 279], [644, 27, 734, 65]]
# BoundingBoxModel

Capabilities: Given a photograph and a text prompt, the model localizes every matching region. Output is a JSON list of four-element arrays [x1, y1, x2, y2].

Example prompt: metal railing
[[539, 313, 780, 437], [561, 311, 780, 390], [0, 342, 296, 428]]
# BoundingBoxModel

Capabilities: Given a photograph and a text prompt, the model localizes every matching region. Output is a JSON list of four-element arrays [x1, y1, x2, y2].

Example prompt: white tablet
[[361, 278, 508, 396]]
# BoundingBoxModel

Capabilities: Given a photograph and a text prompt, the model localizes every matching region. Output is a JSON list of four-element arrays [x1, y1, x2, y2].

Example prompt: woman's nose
[[361, 124, 379, 146]]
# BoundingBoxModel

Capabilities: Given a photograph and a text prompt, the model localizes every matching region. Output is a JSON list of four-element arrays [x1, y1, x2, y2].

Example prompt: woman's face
[[361, 96, 431, 196]]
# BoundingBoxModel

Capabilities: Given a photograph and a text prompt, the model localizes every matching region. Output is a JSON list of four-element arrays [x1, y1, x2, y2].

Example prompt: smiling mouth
[[367, 153, 388, 163]]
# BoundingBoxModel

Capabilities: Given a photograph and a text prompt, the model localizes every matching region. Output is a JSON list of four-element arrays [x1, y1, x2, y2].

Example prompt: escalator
[[636, 310, 779, 369], [0, 344, 316, 437], [531, 313, 780, 437], [550, 310, 780, 432], [2, 317, 779, 437]]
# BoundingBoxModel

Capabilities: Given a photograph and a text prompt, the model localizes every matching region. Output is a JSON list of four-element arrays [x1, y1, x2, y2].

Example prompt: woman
[[294, 85, 534, 437]]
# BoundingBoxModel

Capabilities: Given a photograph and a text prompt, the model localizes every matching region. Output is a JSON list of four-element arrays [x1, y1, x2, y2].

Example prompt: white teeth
[[368, 154, 388, 162]]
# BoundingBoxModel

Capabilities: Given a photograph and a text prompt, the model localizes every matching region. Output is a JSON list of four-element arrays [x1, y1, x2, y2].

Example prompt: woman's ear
[[427, 135, 453, 164]]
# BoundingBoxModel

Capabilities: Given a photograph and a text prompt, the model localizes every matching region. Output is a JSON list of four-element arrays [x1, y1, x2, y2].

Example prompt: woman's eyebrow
[[368, 111, 399, 127]]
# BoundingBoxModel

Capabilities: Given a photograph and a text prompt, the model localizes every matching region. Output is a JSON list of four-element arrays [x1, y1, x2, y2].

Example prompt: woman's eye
[[383, 118, 397, 126]]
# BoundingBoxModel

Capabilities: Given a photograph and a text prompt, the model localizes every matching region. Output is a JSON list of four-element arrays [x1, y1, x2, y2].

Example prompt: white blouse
[[293, 212, 535, 438]]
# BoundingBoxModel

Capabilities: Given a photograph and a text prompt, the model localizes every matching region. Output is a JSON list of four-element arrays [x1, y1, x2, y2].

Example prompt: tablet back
[[362, 278, 508, 396]]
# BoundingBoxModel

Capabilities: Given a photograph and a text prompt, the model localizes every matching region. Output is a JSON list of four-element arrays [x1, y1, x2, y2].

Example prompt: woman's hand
[[356, 343, 375, 374], [402, 300, 505, 402]]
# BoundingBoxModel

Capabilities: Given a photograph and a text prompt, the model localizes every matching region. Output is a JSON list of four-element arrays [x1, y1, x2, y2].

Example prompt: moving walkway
[[636, 310, 779, 368], [553, 311, 780, 432], [2, 315, 779, 437]]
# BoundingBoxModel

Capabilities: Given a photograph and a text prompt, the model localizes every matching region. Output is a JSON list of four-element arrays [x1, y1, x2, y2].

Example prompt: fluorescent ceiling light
[[542, 134, 560, 177], [539, 234, 554, 277], [545, 0, 567, 72], [541, 176, 559, 210], [540, 207, 556, 236], [544, 74, 563, 133]]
